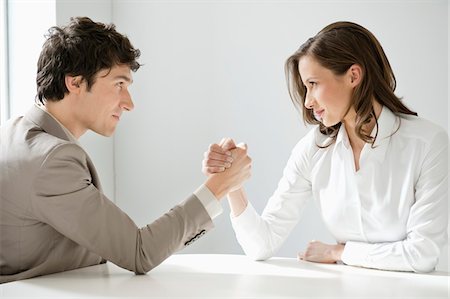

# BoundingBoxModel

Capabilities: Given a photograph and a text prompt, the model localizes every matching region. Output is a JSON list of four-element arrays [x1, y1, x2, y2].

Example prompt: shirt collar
[[335, 106, 399, 162], [336, 123, 350, 149], [371, 106, 399, 147]]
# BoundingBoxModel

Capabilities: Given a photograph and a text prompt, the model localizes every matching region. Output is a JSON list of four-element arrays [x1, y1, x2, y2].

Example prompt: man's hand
[[298, 241, 344, 264], [202, 138, 237, 175]]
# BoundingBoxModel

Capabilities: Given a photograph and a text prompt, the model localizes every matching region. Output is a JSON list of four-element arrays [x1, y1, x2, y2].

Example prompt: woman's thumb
[[236, 142, 248, 151]]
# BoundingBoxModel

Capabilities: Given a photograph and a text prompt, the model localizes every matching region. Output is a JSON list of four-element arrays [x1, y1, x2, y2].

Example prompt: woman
[[202, 21, 448, 272]]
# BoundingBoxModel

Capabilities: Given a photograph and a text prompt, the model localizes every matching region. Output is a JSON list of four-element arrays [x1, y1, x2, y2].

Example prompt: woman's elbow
[[409, 255, 438, 273], [244, 248, 274, 261]]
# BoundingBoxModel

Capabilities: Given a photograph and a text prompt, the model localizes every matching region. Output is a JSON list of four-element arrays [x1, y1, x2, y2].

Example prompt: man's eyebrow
[[114, 75, 133, 83]]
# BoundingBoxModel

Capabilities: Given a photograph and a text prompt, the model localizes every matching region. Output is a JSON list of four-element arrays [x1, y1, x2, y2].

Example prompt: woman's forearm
[[227, 187, 248, 217]]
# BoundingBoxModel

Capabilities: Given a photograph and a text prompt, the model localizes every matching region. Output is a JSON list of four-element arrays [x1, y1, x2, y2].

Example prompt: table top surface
[[1, 254, 448, 298]]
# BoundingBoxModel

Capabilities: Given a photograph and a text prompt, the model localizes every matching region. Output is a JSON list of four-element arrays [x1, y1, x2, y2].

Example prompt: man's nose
[[121, 89, 134, 111]]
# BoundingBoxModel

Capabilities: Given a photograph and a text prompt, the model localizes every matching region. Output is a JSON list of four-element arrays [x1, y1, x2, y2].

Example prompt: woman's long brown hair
[[285, 21, 417, 145]]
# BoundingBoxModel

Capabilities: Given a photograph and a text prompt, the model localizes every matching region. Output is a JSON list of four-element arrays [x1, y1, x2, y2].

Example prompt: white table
[[1, 254, 448, 298]]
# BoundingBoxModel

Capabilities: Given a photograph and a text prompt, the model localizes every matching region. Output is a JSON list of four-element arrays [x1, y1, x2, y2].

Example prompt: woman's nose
[[304, 92, 315, 109]]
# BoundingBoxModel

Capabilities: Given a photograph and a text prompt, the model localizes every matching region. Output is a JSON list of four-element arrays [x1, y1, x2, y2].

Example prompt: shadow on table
[[263, 258, 449, 278]]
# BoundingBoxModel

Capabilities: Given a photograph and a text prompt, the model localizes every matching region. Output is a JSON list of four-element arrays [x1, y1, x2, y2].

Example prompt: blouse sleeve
[[230, 132, 316, 260], [341, 129, 449, 272]]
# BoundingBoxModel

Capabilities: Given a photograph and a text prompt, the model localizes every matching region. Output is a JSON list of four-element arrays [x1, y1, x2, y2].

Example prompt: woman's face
[[298, 55, 355, 127]]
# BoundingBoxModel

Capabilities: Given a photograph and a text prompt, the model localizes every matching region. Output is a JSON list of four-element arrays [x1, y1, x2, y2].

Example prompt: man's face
[[76, 64, 134, 137]]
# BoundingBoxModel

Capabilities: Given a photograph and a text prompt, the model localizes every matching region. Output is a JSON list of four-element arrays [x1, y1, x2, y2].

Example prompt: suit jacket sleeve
[[30, 143, 213, 274]]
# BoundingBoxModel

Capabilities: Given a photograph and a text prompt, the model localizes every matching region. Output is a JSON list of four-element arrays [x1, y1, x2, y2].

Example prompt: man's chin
[[92, 128, 115, 137]]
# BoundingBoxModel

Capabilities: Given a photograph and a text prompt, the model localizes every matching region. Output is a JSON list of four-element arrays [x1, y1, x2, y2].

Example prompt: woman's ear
[[348, 64, 362, 87], [65, 75, 83, 94]]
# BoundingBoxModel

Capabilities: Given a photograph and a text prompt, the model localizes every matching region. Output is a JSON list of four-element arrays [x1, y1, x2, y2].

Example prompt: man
[[0, 17, 251, 283]]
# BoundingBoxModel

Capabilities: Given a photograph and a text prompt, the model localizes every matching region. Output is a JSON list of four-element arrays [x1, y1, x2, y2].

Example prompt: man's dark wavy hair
[[36, 16, 141, 104]]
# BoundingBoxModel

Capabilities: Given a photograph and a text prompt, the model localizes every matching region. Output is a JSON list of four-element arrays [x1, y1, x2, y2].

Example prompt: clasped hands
[[202, 137, 344, 264], [202, 138, 252, 199], [202, 137, 247, 179]]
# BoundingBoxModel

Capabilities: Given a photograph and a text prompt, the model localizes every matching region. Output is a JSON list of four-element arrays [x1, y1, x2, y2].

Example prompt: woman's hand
[[298, 241, 344, 264]]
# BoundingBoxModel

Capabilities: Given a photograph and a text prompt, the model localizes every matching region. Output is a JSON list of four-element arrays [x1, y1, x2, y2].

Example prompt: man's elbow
[[134, 257, 163, 275], [134, 266, 152, 275]]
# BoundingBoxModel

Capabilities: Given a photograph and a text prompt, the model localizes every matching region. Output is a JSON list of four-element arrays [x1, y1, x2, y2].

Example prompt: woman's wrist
[[227, 187, 248, 217], [333, 244, 345, 262]]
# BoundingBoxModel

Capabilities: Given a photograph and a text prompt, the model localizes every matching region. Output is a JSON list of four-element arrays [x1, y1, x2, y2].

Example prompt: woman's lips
[[314, 109, 324, 120]]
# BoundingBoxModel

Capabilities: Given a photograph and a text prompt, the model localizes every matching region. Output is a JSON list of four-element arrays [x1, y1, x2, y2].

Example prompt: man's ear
[[65, 75, 83, 94], [348, 64, 362, 87]]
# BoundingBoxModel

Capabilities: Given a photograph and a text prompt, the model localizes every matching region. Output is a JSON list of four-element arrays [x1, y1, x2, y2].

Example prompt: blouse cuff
[[230, 201, 259, 234], [341, 241, 374, 267]]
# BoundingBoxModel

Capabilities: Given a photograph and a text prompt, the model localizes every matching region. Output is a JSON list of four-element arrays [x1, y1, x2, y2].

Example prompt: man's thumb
[[222, 138, 236, 151]]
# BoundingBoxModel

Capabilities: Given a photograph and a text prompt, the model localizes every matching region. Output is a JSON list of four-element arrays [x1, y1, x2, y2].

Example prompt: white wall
[[447, 0, 449, 272], [0, 0, 9, 125], [112, 0, 449, 270], [8, 0, 56, 118]]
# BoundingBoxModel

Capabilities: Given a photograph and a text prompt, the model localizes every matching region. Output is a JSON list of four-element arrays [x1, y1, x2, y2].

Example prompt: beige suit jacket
[[0, 105, 213, 283]]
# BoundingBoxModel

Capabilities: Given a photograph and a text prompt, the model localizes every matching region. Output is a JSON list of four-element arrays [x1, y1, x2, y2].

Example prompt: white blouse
[[231, 106, 448, 272]]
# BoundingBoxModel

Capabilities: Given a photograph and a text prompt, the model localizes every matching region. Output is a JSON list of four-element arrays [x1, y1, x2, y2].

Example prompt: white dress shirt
[[231, 106, 448, 272]]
